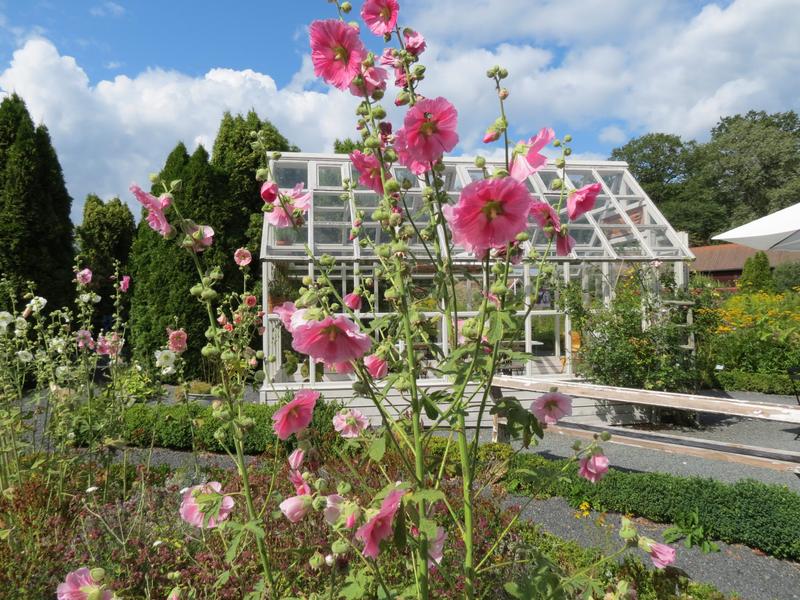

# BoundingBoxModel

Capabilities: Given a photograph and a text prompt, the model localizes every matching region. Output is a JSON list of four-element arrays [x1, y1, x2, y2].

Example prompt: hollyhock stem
[[172, 199, 278, 596]]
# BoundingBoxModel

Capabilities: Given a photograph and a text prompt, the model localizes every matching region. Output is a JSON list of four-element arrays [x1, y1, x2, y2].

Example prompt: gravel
[[507, 495, 800, 600]]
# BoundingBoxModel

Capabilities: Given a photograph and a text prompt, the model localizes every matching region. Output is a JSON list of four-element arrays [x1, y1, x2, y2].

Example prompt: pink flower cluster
[[131, 184, 174, 238], [264, 184, 311, 228], [179, 482, 234, 529]]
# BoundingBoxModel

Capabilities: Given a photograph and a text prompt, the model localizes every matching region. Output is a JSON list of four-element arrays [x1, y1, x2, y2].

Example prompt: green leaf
[[368, 435, 386, 462], [410, 489, 446, 504]]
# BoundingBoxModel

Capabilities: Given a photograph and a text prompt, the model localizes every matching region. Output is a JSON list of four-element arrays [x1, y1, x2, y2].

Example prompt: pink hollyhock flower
[[349, 65, 389, 98], [398, 97, 459, 166], [330, 361, 355, 374], [443, 176, 534, 258], [355, 488, 406, 558], [76, 268, 92, 286], [265, 184, 311, 228], [529, 201, 575, 257], [361, 0, 399, 35], [272, 389, 320, 440], [244, 295, 258, 308], [120, 275, 131, 292], [394, 128, 429, 175], [96, 333, 123, 357], [234, 247, 252, 266], [509, 127, 555, 182], [333, 408, 370, 438], [130, 183, 173, 238], [309, 19, 366, 90], [404, 29, 426, 56], [556, 230, 576, 257], [345, 507, 361, 529], [76, 329, 94, 351], [289, 469, 312, 496], [57, 567, 112, 600], [428, 526, 447, 568], [260, 181, 278, 203], [578, 452, 610, 484], [530, 391, 572, 425], [291, 315, 371, 367], [280, 494, 313, 523], [179, 482, 234, 528], [364, 354, 388, 378], [185, 223, 214, 253], [343, 292, 362, 311], [288, 448, 305, 471], [567, 182, 602, 221], [640, 538, 676, 569], [350, 150, 390, 195], [273, 301, 297, 331], [167, 328, 188, 354], [379, 48, 407, 88], [324, 493, 344, 524]]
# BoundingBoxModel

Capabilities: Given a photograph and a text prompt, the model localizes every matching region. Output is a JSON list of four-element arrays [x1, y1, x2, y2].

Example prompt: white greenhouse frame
[[259, 152, 694, 405]]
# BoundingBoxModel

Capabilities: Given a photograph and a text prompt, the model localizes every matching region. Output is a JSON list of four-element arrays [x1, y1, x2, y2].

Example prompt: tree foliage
[[0, 94, 73, 307], [129, 112, 296, 377], [738, 251, 774, 293], [773, 261, 800, 292], [333, 138, 364, 154], [609, 111, 800, 246]]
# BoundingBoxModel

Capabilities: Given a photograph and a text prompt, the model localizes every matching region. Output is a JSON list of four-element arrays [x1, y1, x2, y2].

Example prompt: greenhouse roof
[[260, 152, 694, 264]]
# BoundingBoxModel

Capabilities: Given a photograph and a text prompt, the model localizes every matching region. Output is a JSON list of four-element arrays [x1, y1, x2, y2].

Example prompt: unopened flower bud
[[309, 551, 325, 570], [89, 568, 105, 582], [564, 148, 572, 156], [564, 134, 572, 142], [384, 179, 401, 194], [553, 139, 562, 147], [551, 179, 563, 190], [499, 88, 509, 100], [371, 106, 386, 120], [516, 231, 530, 242], [474, 156, 486, 168], [337, 481, 352, 495], [498, 67, 509, 79], [364, 136, 380, 149], [340, 1, 352, 13], [372, 89, 384, 100], [256, 167, 269, 181], [555, 158, 566, 168], [148, 173, 159, 183], [332, 539, 349, 555], [271, 151, 282, 160]]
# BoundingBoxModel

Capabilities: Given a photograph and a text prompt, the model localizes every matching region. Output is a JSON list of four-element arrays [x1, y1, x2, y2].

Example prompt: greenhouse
[[259, 152, 694, 402]]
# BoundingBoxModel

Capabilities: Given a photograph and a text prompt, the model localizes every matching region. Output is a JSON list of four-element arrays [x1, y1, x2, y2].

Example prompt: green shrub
[[76, 398, 344, 456], [507, 452, 800, 561], [738, 251, 774, 293], [773, 261, 800, 292], [715, 370, 796, 395]]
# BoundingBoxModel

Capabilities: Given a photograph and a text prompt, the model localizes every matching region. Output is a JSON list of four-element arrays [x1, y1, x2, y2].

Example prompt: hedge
[[506, 452, 800, 562], [715, 370, 797, 396], [75, 399, 343, 456]]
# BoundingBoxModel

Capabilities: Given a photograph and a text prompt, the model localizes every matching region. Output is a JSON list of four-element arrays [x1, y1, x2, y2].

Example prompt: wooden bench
[[491, 376, 800, 475]]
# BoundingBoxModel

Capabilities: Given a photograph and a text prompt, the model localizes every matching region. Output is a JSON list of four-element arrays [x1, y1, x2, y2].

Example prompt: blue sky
[[0, 0, 798, 220]]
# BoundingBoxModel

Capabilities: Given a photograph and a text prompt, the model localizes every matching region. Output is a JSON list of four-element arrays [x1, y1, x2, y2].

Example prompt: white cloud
[[105, 60, 122, 70], [0, 38, 356, 220], [0, 0, 798, 224], [599, 125, 627, 145], [90, 2, 125, 18]]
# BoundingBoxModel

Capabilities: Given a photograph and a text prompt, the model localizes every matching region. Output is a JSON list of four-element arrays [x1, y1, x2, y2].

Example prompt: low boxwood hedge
[[714, 370, 796, 395], [506, 452, 800, 562], [75, 399, 344, 456]]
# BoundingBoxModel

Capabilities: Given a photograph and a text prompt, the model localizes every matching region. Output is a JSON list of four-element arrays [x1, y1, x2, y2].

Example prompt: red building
[[690, 243, 798, 287]]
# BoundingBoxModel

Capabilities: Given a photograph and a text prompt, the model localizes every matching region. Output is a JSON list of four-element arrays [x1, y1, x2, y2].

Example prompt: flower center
[[481, 200, 504, 221], [333, 45, 349, 63], [544, 399, 558, 412], [380, 6, 391, 21], [322, 324, 340, 342], [420, 116, 438, 137]]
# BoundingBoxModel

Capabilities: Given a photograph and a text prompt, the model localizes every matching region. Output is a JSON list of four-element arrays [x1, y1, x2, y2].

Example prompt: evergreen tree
[[739, 251, 774, 293], [76, 194, 135, 321], [333, 138, 364, 154], [0, 94, 73, 307], [130, 112, 297, 377]]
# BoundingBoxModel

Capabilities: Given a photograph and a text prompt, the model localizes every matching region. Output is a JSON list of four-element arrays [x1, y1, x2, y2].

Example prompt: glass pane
[[566, 170, 597, 189], [274, 162, 308, 188], [536, 170, 562, 191], [393, 167, 419, 189], [598, 170, 626, 194], [466, 169, 484, 182], [314, 192, 347, 209], [317, 165, 343, 187]]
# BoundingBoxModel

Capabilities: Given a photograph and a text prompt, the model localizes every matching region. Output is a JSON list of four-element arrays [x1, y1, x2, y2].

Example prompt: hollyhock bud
[[483, 129, 501, 144], [279, 494, 313, 523], [260, 181, 278, 203], [343, 293, 362, 311]]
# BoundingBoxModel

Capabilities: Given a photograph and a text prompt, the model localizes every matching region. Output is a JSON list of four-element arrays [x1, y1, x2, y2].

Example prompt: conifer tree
[[0, 94, 73, 307]]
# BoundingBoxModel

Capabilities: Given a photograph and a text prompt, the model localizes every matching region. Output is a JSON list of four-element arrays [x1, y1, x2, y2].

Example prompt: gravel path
[[506, 495, 800, 600]]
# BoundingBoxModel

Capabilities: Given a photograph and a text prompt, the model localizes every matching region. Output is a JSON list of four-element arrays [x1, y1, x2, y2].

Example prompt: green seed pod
[[190, 284, 204, 297], [384, 179, 401, 194], [201, 288, 218, 301]]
